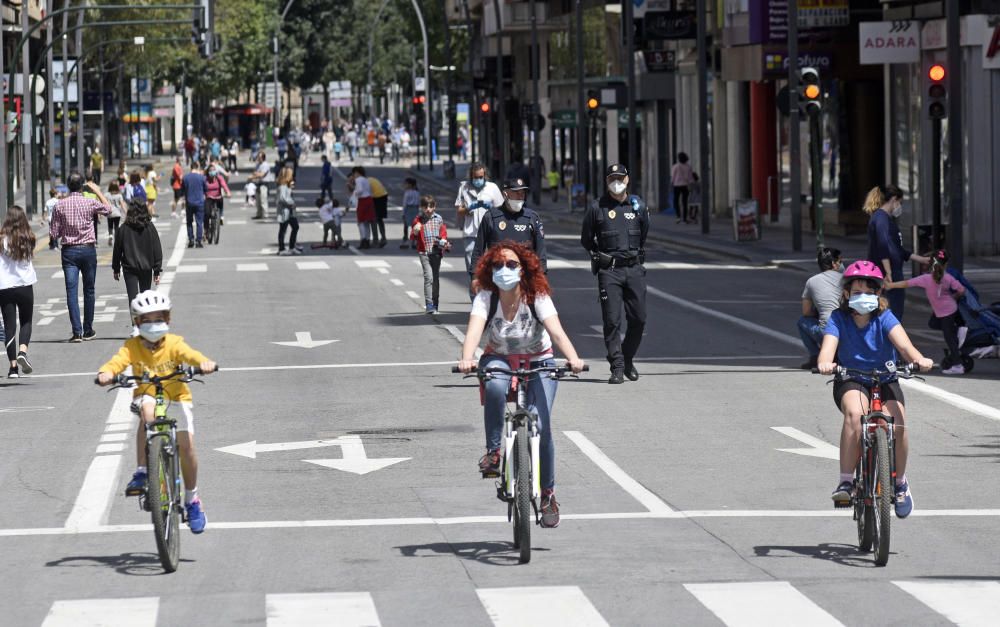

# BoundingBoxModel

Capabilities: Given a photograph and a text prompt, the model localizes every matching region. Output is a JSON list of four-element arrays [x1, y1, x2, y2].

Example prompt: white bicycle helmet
[[130, 290, 172, 317]]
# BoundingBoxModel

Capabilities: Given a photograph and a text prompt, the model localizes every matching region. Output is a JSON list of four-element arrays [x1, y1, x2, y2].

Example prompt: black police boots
[[624, 361, 639, 381], [609, 369, 625, 384]]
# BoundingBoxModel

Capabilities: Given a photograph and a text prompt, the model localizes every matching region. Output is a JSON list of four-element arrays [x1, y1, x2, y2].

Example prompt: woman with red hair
[[457, 241, 585, 529]]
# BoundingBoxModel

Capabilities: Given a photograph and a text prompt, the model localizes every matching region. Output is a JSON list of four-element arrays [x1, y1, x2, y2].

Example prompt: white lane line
[[405, 290, 422, 300], [296, 261, 330, 270], [771, 427, 840, 460], [63, 454, 125, 531], [42, 597, 159, 627], [376, 267, 390, 274], [477, 587, 609, 627], [95, 443, 126, 453], [389, 278, 404, 286], [165, 220, 188, 268], [226, 219, 247, 225], [563, 431, 675, 515], [893, 580, 1000, 626], [100, 432, 128, 442], [176, 264, 208, 273], [266, 592, 381, 627], [684, 582, 843, 627], [354, 259, 390, 268], [237, 263, 270, 272], [647, 285, 1000, 424]]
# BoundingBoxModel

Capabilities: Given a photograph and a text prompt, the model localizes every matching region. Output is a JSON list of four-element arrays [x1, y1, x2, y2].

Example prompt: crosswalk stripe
[[684, 582, 843, 627], [410, 258, 454, 268], [296, 261, 330, 270], [893, 580, 1000, 626], [355, 259, 391, 268], [476, 586, 609, 626], [42, 597, 159, 627], [237, 263, 269, 272], [266, 592, 381, 626], [176, 264, 208, 273]]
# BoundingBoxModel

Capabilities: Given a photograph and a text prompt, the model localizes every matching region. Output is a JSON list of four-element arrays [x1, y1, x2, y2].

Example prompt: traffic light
[[586, 89, 600, 111], [799, 67, 821, 115], [479, 101, 490, 114], [927, 63, 947, 119]]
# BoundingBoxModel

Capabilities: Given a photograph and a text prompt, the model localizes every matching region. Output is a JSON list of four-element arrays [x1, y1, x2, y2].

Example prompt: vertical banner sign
[[51, 59, 79, 102]]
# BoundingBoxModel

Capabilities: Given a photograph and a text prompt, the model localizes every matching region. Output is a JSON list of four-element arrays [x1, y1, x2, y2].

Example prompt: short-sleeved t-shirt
[[907, 272, 964, 318], [802, 270, 843, 328], [825, 308, 900, 380], [471, 291, 557, 357]]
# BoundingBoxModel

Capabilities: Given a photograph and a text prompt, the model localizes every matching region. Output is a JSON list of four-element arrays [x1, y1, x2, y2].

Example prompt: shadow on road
[[752, 543, 879, 568], [45, 552, 193, 576], [394, 540, 550, 566]]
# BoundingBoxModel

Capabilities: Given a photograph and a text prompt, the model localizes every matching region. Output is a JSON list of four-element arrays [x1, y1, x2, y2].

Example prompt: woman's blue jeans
[[480, 354, 558, 491]]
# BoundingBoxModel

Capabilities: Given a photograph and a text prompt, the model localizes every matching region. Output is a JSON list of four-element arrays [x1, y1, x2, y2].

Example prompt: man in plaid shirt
[[49, 171, 111, 342]]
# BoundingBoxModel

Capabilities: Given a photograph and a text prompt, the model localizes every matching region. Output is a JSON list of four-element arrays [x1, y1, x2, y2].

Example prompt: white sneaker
[[290, 248, 303, 255], [942, 364, 965, 375], [957, 326, 968, 348], [278, 249, 291, 256]]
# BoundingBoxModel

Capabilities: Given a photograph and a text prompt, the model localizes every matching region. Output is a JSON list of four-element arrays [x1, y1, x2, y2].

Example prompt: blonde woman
[[275, 167, 301, 255], [863, 184, 929, 321], [144, 164, 160, 221]]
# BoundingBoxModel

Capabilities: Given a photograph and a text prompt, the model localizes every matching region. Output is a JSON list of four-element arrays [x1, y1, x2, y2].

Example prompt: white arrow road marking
[[303, 435, 410, 475], [271, 331, 339, 349], [215, 439, 348, 459], [772, 427, 839, 460]]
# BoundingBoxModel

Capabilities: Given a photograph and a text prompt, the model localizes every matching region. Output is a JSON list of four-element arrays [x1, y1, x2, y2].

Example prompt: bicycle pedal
[[481, 470, 500, 479], [832, 500, 851, 509]]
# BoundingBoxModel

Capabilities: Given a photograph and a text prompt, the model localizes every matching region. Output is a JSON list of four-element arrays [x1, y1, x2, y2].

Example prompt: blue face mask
[[138, 321, 169, 342], [848, 293, 880, 315], [471, 177, 485, 190], [492, 267, 522, 291]]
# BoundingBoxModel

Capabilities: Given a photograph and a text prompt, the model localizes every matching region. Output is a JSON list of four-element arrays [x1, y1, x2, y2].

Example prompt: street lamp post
[[273, 0, 297, 135]]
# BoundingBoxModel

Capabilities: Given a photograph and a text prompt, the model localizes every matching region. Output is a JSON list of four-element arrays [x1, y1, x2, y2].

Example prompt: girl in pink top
[[886, 249, 967, 374]]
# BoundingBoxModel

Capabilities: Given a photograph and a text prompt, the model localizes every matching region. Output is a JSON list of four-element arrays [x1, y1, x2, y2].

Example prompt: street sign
[[51, 60, 79, 102], [643, 49, 676, 72], [642, 11, 697, 40], [859, 21, 920, 64]]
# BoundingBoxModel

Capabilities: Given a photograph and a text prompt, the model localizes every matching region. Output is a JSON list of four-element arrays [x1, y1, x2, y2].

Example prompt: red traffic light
[[928, 64, 946, 82], [412, 95, 426, 105], [479, 102, 490, 113]]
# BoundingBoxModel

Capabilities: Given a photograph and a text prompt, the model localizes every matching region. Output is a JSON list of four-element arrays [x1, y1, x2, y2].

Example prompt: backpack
[[488, 291, 540, 323]]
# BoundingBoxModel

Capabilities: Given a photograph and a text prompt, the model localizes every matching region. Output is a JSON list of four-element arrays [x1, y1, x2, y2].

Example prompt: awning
[[225, 104, 273, 116]]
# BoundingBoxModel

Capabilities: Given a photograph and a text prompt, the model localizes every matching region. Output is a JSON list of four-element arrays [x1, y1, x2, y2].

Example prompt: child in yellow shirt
[[96, 290, 216, 533]]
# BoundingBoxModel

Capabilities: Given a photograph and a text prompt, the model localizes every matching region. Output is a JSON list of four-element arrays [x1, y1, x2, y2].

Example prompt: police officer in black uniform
[[581, 164, 649, 384], [469, 177, 547, 291]]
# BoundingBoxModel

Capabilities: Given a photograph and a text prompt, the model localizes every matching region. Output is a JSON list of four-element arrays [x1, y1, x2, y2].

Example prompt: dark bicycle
[[98, 366, 208, 573], [816, 362, 922, 566], [204, 198, 222, 245], [454, 361, 587, 564]]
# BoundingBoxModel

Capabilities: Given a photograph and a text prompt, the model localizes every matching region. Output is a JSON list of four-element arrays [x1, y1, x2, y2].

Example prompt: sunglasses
[[492, 260, 521, 271]]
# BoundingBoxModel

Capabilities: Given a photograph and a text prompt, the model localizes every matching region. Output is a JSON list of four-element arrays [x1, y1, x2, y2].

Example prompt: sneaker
[[624, 361, 639, 381], [187, 240, 195, 248], [290, 248, 303, 255], [294, 244, 304, 252], [608, 370, 625, 384], [894, 481, 914, 518], [108, 237, 113, 247], [478, 450, 501, 477], [186, 498, 207, 533], [540, 492, 560, 528], [278, 249, 291, 256], [68, 334, 83, 343], [82, 330, 97, 341], [425, 303, 435, 314], [831, 480, 853, 504], [124, 470, 147, 496], [219, 217, 224, 225], [195, 241, 204, 248], [7, 366, 19, 379], [942, 364, 965, 375], [16, 352, 32, 374], [171, 212, 178, 219]]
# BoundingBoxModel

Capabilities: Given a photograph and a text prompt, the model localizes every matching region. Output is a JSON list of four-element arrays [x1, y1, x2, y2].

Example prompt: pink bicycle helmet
[[842, 260, 884, 286]]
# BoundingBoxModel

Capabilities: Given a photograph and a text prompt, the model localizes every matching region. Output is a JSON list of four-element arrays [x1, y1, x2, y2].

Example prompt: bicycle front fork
[[501, 415, 541, 501]]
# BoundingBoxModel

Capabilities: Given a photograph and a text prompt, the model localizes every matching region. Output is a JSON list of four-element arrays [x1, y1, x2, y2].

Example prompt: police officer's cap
[[606, 164, 629, 178], [502, 177, 529, 191]]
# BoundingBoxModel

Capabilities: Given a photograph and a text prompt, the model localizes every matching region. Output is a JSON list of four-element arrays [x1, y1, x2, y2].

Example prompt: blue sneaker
[[124, 471, 147, 496], [186, 498, 207, 534], [894, 481, 914, 518]]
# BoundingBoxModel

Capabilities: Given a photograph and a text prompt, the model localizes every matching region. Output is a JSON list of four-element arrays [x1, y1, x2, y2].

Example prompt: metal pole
[[624, 0, 636, 180], [61, 3, 70, 182], [931, 118, 942, 249], [788, 0, 802, 251], [530, 0, 540, 204], [462, 0, 476, 163], [0, 26, 7, 218], [946, 0, 963, 270], [810, 110, 823, 248], [492, 0, 504, 176], [272, 34, 279, 131], [408, 0, 432, 170], [46, 0, 55, 186], [21, 0, 34, 215], [75, 1, 86, 174], [98, 46, 106, 160], [697, 0, 711, 234], [575, 0, 586, 197], [442, 0, 455, 166]]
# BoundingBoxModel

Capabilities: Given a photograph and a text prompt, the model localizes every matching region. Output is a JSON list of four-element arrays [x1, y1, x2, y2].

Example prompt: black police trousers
[[598, 264, 647, 370]]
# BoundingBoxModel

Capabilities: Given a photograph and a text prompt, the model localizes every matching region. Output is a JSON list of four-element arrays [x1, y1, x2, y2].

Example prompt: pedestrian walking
[[320, 154, 334, 201], [277, 135, 288, 163], [369, 174, 389, 247], [90, 148, 104, 185], [116, 160, 128, 188], [864, 184, 929, 321], [580, 164, 649, 384], [547, 164, 560, 202], [411, 195, 449, 313], [455, 163, 505, 292], [144, 164, 160, 222], [0, 206, 39, 378], [124, 169, 147, 205], [112, 199, 163, 333], [105, 181, 126, 247], [276, 166, 301, 256], [350, 166, 376, 248], [184, 136, 196, 165], [250, 152, 275, 220], [671, 152, 697, 224], [401, 177, 420, 248], [49, 172, 111, 342], [182, 162, 208, 248], [469, 177, 548, 292], [170, 154, 185, 219], [315, 197, 344, 248], [797, 247, 844, 370], [227, 137, 239, 172]]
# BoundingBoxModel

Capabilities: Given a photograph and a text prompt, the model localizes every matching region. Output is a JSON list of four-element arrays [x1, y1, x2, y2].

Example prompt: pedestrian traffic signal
[[799, 67, 821, 115], [586, 90, 600, 111], [927, 63, 947, 119], [479, 102, 490, 114]]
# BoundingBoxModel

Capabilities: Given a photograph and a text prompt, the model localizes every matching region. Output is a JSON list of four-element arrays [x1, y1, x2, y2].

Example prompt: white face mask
[[138, 321, 169, 343], [891, 204, 903, 218], [608, 181, 627, 195], [507, 199, 525, 212]]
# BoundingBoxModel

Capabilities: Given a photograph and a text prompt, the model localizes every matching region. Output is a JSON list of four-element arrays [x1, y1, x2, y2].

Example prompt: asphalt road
[[2, 151, 999, 626]]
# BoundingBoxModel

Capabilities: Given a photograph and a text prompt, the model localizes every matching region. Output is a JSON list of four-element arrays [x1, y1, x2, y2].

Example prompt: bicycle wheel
[[854, 464, 873, 552], [204, 211, 216, 245], [213, 214, 221, 244], [148, 436, 181, 572], [514, 421, 532, 564], [872, 428, 892, 566]]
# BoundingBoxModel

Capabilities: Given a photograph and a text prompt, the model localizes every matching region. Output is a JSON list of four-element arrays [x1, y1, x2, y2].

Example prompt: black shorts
[[173, 188, 184, 201], [833, 379, 905, 411], [374, 195, 389, 219]]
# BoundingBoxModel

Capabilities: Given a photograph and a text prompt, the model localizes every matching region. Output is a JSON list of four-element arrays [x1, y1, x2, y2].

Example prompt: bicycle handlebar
[[451, 363, 589, 376], [95, 365, 218, 387], [811, 362, 922, 380]]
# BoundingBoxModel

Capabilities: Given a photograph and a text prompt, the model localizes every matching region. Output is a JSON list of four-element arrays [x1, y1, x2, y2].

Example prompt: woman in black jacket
[[113, 199, 163, 317]]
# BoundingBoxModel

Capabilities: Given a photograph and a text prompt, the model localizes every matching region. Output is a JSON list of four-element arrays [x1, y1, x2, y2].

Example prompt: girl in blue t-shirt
[[817, 260, 933, 519]]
